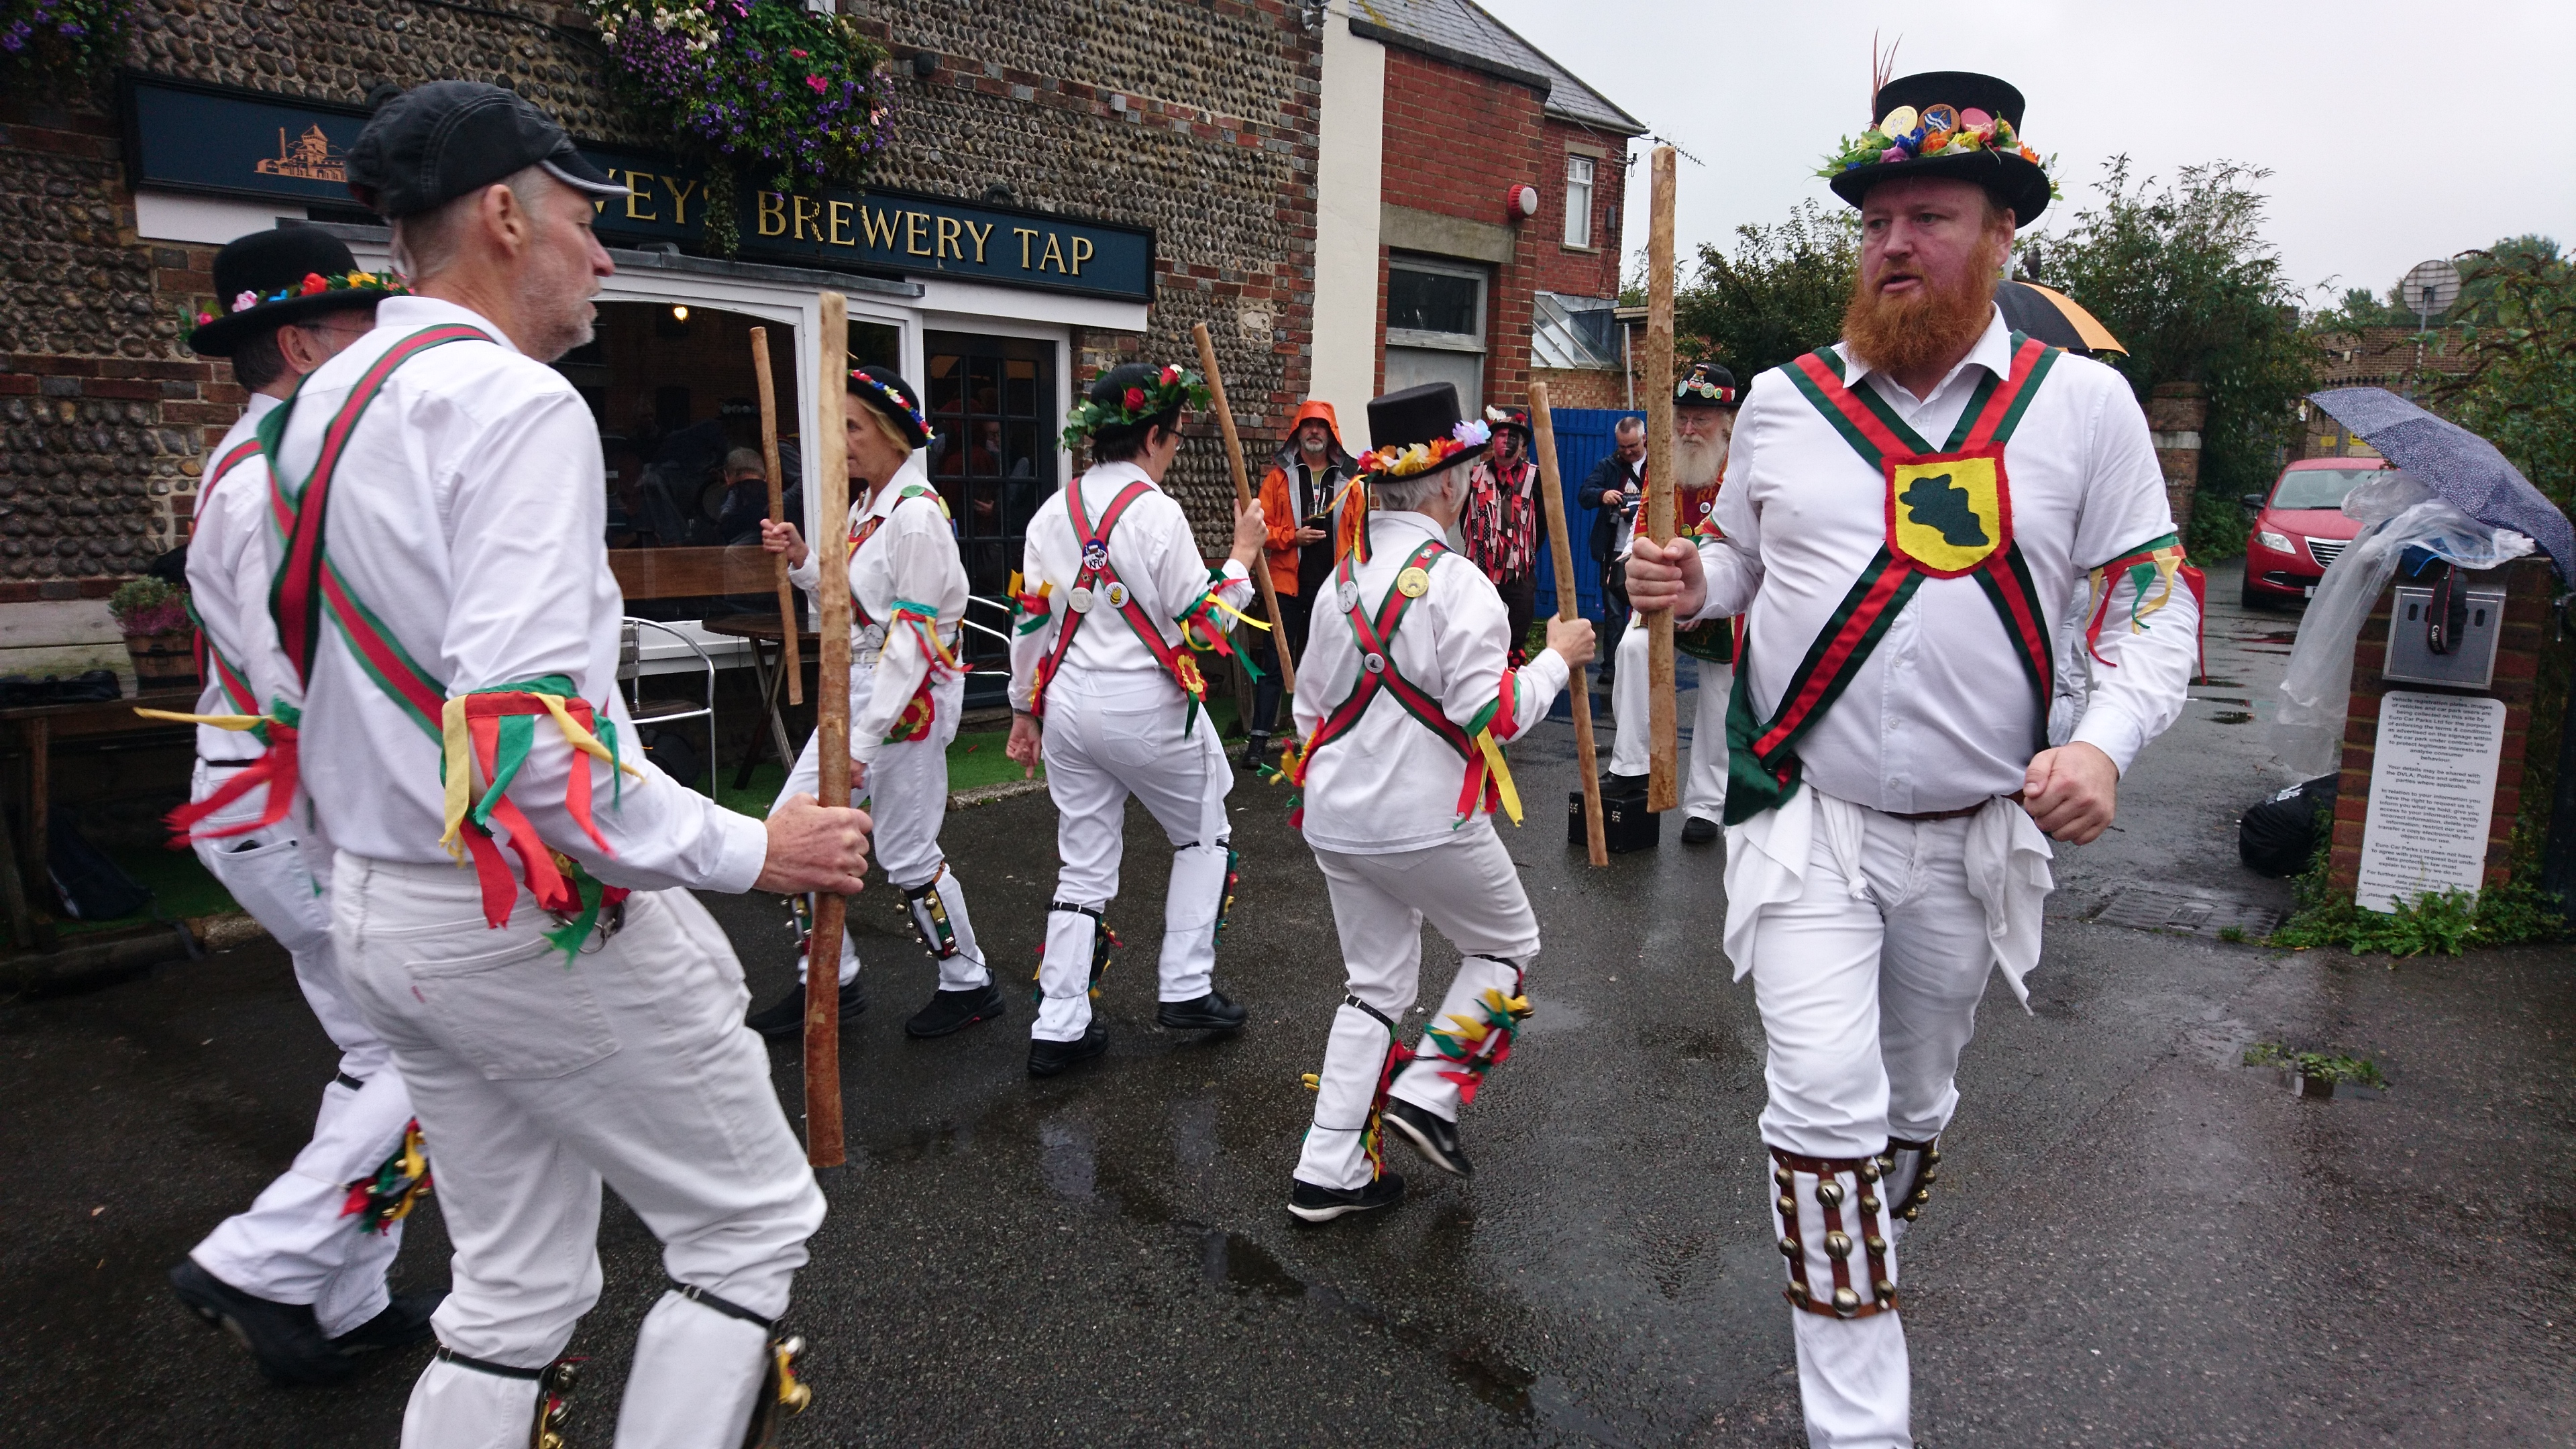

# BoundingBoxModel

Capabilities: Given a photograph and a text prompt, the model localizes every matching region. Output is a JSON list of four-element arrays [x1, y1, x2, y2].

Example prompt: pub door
[[922, 331, 1057, 708]]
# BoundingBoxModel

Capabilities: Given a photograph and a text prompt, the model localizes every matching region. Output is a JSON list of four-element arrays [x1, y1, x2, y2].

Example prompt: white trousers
[[184, 759, 413, 1337], [1295, 828, 1540, 1191], [1735, 802, 2004, 1449], [333, 855, 824, 1449], [1607, 621, 1730, 823], [1033, 666, 1233, 1042], [772, 665, 987, 991]]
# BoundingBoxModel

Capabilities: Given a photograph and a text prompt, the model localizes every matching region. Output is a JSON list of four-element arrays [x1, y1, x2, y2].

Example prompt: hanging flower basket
[[0, 0, 126, 85], [587, 0, 896, 255], [107, 576, 198, 691]]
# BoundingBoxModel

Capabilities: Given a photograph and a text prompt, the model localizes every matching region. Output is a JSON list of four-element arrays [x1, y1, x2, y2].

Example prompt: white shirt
[[184, 394, 288, 763], [1006, 460, 1253, 712], [1294, 511, 1570, 854], [1694, 309, 2196, 814], [785, 455, 968, 765], [260, 296, 767, 891]]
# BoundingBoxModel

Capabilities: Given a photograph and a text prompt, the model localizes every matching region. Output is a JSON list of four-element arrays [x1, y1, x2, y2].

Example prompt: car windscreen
[[2271, 467, 2380, 511]]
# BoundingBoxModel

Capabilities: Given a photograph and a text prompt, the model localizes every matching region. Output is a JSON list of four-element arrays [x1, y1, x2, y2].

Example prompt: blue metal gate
[[1535, 406, 1645, 623]]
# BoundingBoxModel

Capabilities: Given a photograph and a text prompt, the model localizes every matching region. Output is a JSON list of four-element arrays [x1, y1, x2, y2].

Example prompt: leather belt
[[1886, 791, 2023, 824]]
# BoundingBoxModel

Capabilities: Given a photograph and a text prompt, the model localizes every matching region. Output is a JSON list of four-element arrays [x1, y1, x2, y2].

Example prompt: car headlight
[[2255, 530, 2294, 554]]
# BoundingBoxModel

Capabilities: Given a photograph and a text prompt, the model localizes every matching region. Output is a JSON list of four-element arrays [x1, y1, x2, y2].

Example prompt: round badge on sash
[[1363, 652, 1387, 674], [1067, 586, 1095, 613], [1081, 541, 1110, 573], [1395, 566, 1430, 598], [1338, 582, 1360, 613], [1104, 582, 1128, 609]]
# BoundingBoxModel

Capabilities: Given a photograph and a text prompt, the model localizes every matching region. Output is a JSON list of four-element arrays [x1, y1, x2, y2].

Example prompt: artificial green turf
[[56, 842, 239, 937]]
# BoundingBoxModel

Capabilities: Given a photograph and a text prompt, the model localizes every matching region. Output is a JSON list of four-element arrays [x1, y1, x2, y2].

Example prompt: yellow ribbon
[[135, 708, 266, 731], [1473, 729, 1523, 825], [437, 693, 641, 859]]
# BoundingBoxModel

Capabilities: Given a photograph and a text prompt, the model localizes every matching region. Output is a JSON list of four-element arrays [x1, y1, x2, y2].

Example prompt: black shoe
[[746, 979, 867, 1039], [1157, 989, 1248, 1032], [170, 1260, 358, 1387], [1288, 1174, 1405, 1223], [905, 982, 1008, 1039], [329, 1290, 446, 1354], [1599, 771, 1647, 797], [1240, 733, 1272, 771], [1027, 1023, 1108, 1077], [1680, 816, 1719, 845], [1383, 1099, 1473, 1178]]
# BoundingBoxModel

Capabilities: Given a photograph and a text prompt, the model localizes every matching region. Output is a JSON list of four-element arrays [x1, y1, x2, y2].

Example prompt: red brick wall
[[1375, 48, 1546, 402], [1534, 117, 1625, 301]]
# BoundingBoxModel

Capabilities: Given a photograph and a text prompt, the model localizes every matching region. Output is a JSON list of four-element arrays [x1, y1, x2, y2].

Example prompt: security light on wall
[[670, 305, 690, 322], [1505, 184, 1539, 221]]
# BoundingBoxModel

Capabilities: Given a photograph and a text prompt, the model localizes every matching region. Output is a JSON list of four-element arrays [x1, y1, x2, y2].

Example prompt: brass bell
[[539, 1434, 565, 1449], [1858, 1159, 1881, 1182], [1774, 1165, 1793, 1187], [1900, 1205, 1921, 1222], [1858, 1193, 1880, 1216], [1788, 1281, 1812, 1303], [1925, 1145, 1942, 1165], [1815, 1180, 1845, 1208], [1824, 1231, 1851, 1259], [1873, 1279, 1896, 1299], [1777, 1193, 1797, 1216], [1864, 1234, 1886, 1256], [543, 1361, 581, 1394], [1919, 1169, 1939, 1187], [1778, 1236, 1801, 1258], [544, 1402, 572, 1430], [1832, 1287, 1860, 1316]]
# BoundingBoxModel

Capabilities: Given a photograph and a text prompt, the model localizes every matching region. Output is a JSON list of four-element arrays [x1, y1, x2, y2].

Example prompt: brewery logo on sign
[[256, 125, 346, 184]]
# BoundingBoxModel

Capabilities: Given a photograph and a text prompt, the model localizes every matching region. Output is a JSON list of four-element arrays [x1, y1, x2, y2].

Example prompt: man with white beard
[[1604, 361, 1739, 844]]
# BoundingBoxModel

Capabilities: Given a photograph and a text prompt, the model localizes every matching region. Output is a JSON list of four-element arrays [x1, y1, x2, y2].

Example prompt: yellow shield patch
[[1884, 448, 2011, 578]]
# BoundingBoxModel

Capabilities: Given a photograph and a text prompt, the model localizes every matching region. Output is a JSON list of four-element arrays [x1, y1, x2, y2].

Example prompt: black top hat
[[186, 227, 398, 358], [1675, 361, 1739, 410], [1482, 404, 1533, 439], [1362, 382, 1489, 480], [347, 80, 628, 220], [847, 366, 932, 451], [1823, 71, 2051, 225]]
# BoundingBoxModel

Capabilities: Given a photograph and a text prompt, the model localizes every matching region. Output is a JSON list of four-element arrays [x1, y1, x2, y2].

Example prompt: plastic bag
[[2271, 470, 2534, 777]]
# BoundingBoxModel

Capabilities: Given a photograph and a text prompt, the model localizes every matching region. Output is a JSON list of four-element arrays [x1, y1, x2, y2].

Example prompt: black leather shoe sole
[[747, 981, 867, 1040], [905, 983, 1008, 1039], [330, 1290, 446, 1354], [170, 1260, 358, 1386], [1156, 991, 1248, 1032], [1680, 816, 1719, 845], [1383, 1099, 1473, 1178], [1288, 1174, 1405, 1223], [1027, 1024, 1108, 1077]]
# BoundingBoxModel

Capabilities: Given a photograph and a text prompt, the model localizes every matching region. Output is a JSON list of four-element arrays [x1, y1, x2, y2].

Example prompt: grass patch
[[48, 841, 239, 938], [716, 721, 1069, 817], [2243, 1042, 2388, 1090]]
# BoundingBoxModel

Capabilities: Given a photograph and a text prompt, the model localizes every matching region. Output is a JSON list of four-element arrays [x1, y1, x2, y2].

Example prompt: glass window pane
[[1004, 359, 1039, 417], [1388, 267, 1481, 337], [1004, 478, 1038, 535], [1005, 423, 1038, 479], [967, 357, 1002, 417], [927, 353, 965, 415]]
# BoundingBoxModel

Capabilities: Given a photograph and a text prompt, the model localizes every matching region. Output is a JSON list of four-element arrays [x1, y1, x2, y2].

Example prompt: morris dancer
[[1460, 405, 1544, 661], [1604, 362, 1739, 843], [274, 82, 872, 1447], [1283, 382, 1593, 1222], [1627, 72, 2197, 1448], [751, 366, 1006, 1042], [1004, 362, 1267, 1077], [160, 227, 437, 1385]]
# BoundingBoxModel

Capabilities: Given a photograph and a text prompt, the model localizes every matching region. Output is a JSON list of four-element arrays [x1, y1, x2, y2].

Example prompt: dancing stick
[[804, 292, 850, 1168], [749, 326, 803, 708], [1191, 321, 1295, 693], [1642, 144, 1680, 813], [1529, 380, 1606, 867]]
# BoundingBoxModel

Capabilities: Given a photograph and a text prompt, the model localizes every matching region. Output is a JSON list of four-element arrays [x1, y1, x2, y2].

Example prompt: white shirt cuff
[[704, 806, 771, 894], [2070, 710, 2145, 777]]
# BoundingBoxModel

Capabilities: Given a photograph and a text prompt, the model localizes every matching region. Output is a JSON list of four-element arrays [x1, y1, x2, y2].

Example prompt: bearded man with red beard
[[1629, 72, 2198, 1448]]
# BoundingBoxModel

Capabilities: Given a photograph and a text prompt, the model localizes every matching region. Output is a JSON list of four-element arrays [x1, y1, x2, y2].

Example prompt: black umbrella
[[2308, 386, 2572, 582], [1996, 280, 2125, 357]]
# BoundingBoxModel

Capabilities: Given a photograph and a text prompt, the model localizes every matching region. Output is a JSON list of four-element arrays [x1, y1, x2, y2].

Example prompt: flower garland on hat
[[1816, 102, 2050, 183], [849, 368, 934, 444], [185, 269, 409, 347], [1057, 364, 1211, 450], [1676, 372, 1737, 405], [1359, 418, 1491, 479]]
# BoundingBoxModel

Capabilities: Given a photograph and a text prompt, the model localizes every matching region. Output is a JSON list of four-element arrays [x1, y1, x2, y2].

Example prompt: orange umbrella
[[1996, 280, 2125, 356]]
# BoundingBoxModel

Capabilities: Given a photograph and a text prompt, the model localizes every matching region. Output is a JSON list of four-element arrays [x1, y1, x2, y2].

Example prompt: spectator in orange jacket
[[1247, 398, 1358, 769]]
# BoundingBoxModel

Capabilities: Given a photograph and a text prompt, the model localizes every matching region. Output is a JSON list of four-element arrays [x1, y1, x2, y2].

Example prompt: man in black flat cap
[[260, 80, 874, 1448], [1629, 71, 2197, 1448], [162, 227, 433, 1388]]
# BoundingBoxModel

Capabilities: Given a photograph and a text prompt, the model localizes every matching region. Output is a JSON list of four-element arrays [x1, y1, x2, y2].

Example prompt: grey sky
[[1483, 0, 2576, 309]]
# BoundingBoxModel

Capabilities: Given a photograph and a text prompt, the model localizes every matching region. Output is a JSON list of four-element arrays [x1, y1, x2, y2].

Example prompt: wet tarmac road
[[3, 589, 2571, 1446]]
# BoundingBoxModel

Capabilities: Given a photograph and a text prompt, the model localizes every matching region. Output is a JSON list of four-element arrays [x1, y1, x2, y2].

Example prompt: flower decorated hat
[[1360, 383, 1490, 482], [1060, 361, 1210, 449], [1675, 360, 1739, 411], [847, 364, 933, 450], [185, 227, 404, 358], [1482, 405, 1533, 441], [1819, 70, 2052, 225]]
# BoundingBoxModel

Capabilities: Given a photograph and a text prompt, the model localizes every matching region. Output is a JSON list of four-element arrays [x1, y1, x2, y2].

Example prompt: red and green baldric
[[262, 325, 638, 953], [1280, 539, 1523, 829], [1020, 478, 1264, 735], [850, 483, 964, 744], [1723, 332, 2061, 825]]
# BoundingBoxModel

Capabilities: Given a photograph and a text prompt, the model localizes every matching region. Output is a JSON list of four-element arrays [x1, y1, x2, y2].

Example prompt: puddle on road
[[1200, 1228, 1304, 1297], [1036, 1118, 1097, 1203], [2210, 711, 2254, 724]]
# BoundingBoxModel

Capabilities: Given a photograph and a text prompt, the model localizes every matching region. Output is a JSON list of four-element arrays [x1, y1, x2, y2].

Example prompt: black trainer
[[905, 981, 1008, 1038], [1027, 1022, 1107, 1077], [745, 979, 867, 1039], [330, 1290, 446, 1354], [1239, 732, 1272, 772], [170, 1259, 358, 1386], [1383, 1098, 1473, 1177], [1157, 988, 1248, 1032], [1288, 1173, 1405, 1223], [1680, 816, 1719, 845]]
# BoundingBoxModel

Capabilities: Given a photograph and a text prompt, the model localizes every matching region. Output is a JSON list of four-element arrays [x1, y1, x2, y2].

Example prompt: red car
[[2240, 458, 2387, 606]]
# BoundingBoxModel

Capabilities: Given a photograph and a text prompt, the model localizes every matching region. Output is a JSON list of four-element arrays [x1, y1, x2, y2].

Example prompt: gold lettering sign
[[827, 199, 853, 247], [624, 170, 657, 222], [934, 215, 962, 260], [904, 211, 932, 256], [792, 195, 822, 242], [1014, 226, 1038, 267], [665, 175, 699, 227], [1070, 235, 1092, 276], [861, 205, 897, 249], [963, 219, 992, 264], [1039, 231, 1066, 273], [757, 191, 788, 237]]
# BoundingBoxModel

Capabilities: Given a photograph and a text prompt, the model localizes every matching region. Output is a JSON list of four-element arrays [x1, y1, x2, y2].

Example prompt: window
[[923, 331, 1059, 700], [1564, 154, 1595, 248], [1385, 256, 1487, 415], [1387, 266, 1483, 338]]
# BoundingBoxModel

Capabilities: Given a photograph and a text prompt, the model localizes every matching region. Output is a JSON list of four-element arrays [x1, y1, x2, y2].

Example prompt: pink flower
[[232, 290, 258, 313], [195, 313, 214, 326], [1880, 146, 1909, 164], [806, 74, 826, 94], [789, 48, 807, 58]]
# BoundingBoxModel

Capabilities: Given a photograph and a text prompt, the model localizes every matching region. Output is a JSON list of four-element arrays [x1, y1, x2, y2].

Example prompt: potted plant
[[107, 576, 197, 692]]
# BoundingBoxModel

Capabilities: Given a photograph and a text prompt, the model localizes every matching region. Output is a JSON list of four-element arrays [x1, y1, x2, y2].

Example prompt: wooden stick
[[750, 327, 802, 708], [1529, 380, 1606, 867], [803, 292, 850, 1169], [1642, 144, 1680, 814], [1191, 322, 1295, 694]]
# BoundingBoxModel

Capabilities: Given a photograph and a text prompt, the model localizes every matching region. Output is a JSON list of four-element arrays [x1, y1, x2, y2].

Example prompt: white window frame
[[1564, 153, 1595, 249], [1385, 254, 1487, 354]]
